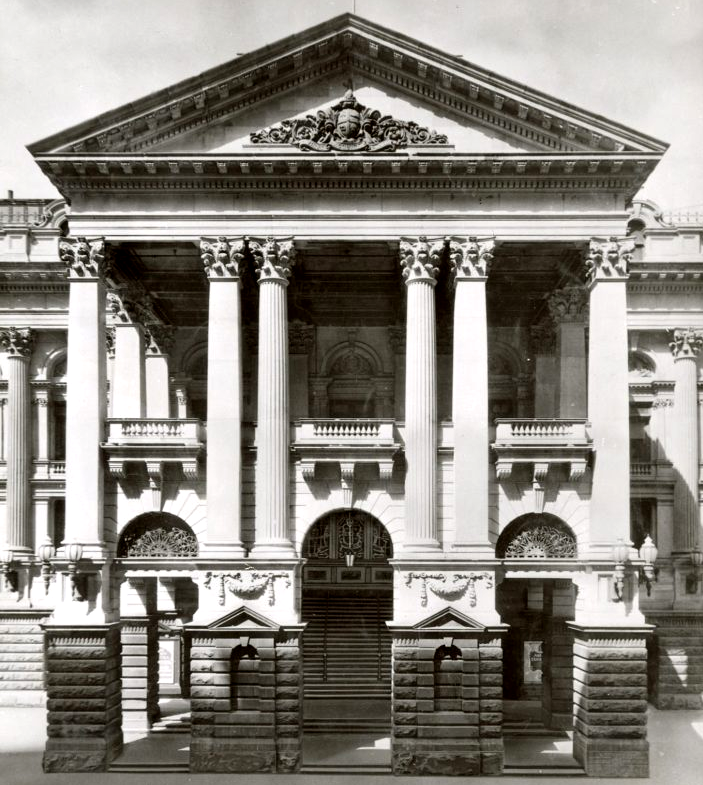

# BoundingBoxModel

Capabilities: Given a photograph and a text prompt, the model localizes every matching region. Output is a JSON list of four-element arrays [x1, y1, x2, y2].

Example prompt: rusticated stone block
[[395, 661, 417, 673], [394, 712, 417, 725], [394, 673, 417, 687], [480, 739, 504, 775], [190, 739, 276, 772], [573, 733, 648, 777], [394, 686, 416, 700], [393, 725, 417, 737], [394, 648, 417, 660], [394, 700, 417, 713], [392, 748, 481, 775]]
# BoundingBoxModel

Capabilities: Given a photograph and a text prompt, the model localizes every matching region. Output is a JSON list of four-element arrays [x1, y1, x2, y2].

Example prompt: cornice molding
[[28, 17, 667, 160]]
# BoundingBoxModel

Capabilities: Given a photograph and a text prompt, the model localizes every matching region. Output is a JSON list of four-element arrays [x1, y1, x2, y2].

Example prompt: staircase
[[302, 591, 393, 699]]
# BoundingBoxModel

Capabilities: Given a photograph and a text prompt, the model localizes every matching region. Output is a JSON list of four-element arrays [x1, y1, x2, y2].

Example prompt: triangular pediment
[[206, 605, 280, 631], [29, 14, 666, 160], [413, 607, 487, 631]]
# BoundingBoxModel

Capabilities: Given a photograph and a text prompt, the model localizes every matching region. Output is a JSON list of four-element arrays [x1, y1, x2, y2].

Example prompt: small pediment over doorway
[[206, 605, 281, 631], [413, 606, 487, 632]]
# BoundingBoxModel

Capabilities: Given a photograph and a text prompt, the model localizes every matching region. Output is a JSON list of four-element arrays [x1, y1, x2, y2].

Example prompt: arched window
[[496, 513, 577, 559], [117, 512, 198, 557]]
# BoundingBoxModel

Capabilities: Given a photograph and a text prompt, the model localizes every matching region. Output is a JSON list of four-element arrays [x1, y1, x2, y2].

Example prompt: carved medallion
[[250, 89, 448, 152]]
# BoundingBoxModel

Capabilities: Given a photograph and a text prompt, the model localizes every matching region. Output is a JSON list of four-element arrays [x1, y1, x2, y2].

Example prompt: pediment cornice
[[28, 14, 667, 163], [34, 151, 660, 201]]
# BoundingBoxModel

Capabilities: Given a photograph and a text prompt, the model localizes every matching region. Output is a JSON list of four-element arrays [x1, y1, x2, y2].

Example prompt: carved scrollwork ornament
[[448, 236, 496, 279], [585, 237, 634, 283], [669, 328, 703, 360], [200, 236, 246, 279], [250, 237, 295, 283], [0, 327, 35, 357], [399, 236, 443, 284], [250, 89, 448, 153], [59, 236, 108, 279]]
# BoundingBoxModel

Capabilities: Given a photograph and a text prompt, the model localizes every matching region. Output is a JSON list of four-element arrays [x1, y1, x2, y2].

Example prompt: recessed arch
[[628, 349, 655, 378], [302, 508, 394, 562], [321, 339, 384, 378], [117, 512, 199, 557], [496, 513, 577, 559]]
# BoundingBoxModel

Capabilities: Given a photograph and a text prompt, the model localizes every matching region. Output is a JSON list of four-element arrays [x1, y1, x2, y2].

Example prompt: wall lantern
[[36, 537, 56, 595], [0, 543, 18, 593], [611, 538, 630, 601], [66, 540, 87, 601], [611, 536, 659, 601], [344, 551, 355, 568], [638, 535, 658, 597]]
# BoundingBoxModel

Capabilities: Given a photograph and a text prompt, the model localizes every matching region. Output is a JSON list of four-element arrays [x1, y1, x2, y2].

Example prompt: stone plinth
[[388, 612, 506, 776], [42, 623, 123, 772], [571, 625, 651, 778], [185, 610, 304, 773], [647, 613, 703, 709], [121, 618, 159, 732]]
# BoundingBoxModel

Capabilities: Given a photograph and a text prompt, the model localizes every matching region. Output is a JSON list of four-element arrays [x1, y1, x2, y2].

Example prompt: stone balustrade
[[106, 418, 203, 444], [294, 418, 395, 444], [492, 418, 592, 482]]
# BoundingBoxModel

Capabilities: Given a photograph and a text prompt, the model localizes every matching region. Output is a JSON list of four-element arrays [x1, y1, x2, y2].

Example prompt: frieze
[[203, 569, 291, 606], [250, 89, 448, 153]]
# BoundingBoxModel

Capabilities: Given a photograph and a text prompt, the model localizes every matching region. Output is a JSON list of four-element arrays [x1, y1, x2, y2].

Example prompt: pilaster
[[144, 324, 175, 418], [586, 237, 633, 555], [0, 327, 34, 554], [200, 237, 246, 557], [59, 237, 108, 560], [669, 328, 702, 554], [400, 237, 441, 553], [252, 237, 296, 557], [449, 237, 495, 555]]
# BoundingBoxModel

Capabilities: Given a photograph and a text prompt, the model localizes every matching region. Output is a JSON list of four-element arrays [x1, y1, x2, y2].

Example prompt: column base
[[573, 733, 649, 778], [249, 541, 297, 558], [401, 538, 442, 556], [199, 541, 247, 558], [44, 732, 123, 773]]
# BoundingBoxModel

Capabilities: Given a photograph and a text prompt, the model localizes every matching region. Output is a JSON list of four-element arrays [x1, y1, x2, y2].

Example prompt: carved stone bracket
[[250, 89, 448, 152], [251, 237, 295, 283], [532, 462, 549, 514], [448, 236, 495, 279], [200, 236, 246, 279], [405, 571, 493, 608], [586, 237, 634, 283], [146, 461, 164, 511], [669, 328, 703, 360], [204, 569, 291, 606], [399, 236, 442, 284], [0, 327, 34, 357], [59, 236, 108, 279], [340, 461, 355, 508]]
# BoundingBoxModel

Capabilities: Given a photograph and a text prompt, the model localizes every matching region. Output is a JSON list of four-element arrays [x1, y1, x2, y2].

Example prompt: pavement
[[0, 703, 702, 784]]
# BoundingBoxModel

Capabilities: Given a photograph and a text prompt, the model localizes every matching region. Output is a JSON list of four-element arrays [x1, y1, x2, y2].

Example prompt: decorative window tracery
[[304, 511, 393, 561], [117, 513, 198, 558], [497, 514, 577, 559]]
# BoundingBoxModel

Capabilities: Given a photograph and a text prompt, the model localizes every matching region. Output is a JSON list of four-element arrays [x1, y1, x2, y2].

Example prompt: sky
[[1, 0, 702, 211]]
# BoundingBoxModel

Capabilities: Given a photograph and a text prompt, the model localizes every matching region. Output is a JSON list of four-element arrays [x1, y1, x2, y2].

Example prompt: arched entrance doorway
[[117, 513, 199, 747], [300, 510, 394, 771], [495, 514, 580, 770]]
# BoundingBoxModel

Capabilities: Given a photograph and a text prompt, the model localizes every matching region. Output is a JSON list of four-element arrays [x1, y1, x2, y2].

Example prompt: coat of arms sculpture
[[250, 89, 448, 152]]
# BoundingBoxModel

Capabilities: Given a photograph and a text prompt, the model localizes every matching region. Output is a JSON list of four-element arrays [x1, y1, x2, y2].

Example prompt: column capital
[[144, 323, 176, 355], [585, 237, 633, 284], [289, 320, 315, 354], [59, 236, 109, 280], [547, 285, 589, 324], [399, 236, 442, 284], [448, 236, 495, 280], [669, 327, 703, 360], [251, 236, 295, 284], [200, 236, 246, 280], [0, 327, 34, 358]]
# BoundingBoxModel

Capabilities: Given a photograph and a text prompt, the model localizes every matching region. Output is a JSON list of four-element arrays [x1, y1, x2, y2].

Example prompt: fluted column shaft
[[670, 329, 702, 552], [586, 238, 633, 553], [200, 238, 245, 556], [449, 237, 494, 553], [59, 237, 108, 559], [0, 328, 34, 554], [401, 238, 441, 551], [253, 238, 295, 556]]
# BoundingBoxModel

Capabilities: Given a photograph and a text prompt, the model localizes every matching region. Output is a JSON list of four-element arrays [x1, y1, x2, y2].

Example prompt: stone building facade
[[0, 13, 701, 778]]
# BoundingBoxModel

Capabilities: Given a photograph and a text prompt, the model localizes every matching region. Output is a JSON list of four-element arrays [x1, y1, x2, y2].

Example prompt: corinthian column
[[0, 328, 34, 555], [586, 237, 633, 554], [547, 286, 588, 418], [59, 237, 108, 559], [449, 236, 495, 554], [200, 238, 246, 557], [252, 238, 296, 556], [669, 328, 703, 553], [400, 237, 442, 552]]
